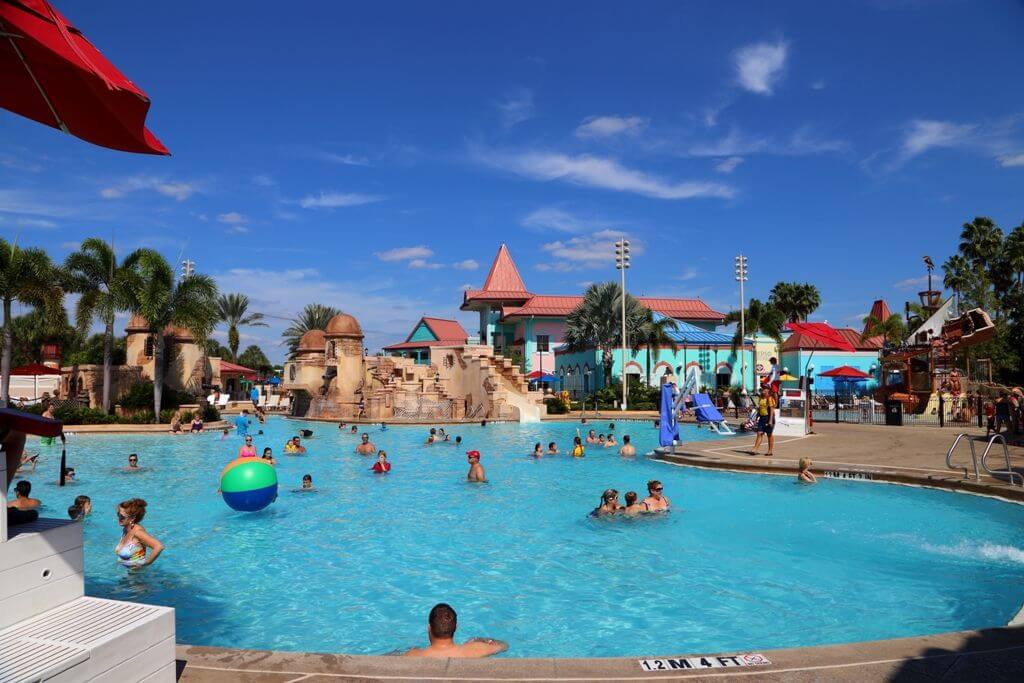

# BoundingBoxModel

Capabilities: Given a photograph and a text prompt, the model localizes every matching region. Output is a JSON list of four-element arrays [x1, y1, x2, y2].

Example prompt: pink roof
[[421, 317, 468, 342], [863, 299, 893, 334], [383, 340, 452, 351], [637, 297, 723, 321], [219, 360, 257, 379], [481, 244, 528, 293], [500, 295, 724, 321], [782, 325, 882, 352]]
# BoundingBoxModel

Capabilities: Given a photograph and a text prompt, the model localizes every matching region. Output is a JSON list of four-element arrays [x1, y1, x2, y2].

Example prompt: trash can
[[884, 399, 903, 426]]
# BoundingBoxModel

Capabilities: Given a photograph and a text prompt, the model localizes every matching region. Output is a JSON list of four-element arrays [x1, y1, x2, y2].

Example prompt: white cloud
[[252, 174, 276, 187], [901, 120, 975, 158], [675, 267, 699, 281], [296, 192, 383, 209], [714, 156, 744, 174], [375, 246, 433, 262], [317, 152, 370, 166], [452, 259, 479, 270], [100, 176, 199, 201], [521, 207, 614, 233], [998, 153, 1024, 167], [224, 225, 250, 235], [734, 41, 788, 95], [540, 229, 644, 269], [575, 115, 647, 139], [473, 147, 735, 200], [10, 217, 58, 229], [217, 212, 245, 224], [408, 258, 445, 270], [688, 126, 845, 158], [0, 153, 43, 173], [894, 275, 928, 289], [495, 89, 534, 128]]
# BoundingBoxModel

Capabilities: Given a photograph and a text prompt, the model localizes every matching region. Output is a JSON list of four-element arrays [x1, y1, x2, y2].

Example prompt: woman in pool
[[114, 498, 163, 569], [605, 434, 617, 447], [262, 447, 277, 466], [350, 425, 358, 434], [592, 489, 622, 516], [597, 434, 606, 447], [238, 435, 257, 458], [425, 428, 438, 445], [797, 458, 818, 484], [532, 443, 543, 458], [572, 434, 585, 458], [547, 442, 558, 455], [372, 450, 391, 473]]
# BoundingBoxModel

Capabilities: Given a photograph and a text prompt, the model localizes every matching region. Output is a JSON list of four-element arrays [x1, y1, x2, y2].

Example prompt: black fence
[[812, 394, 986, 428]]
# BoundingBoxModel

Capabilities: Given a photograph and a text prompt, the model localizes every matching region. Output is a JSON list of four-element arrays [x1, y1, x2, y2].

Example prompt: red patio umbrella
[[785, 322, 856, 352], [818, 365, 872, 379], [0, 0, 169, 154]]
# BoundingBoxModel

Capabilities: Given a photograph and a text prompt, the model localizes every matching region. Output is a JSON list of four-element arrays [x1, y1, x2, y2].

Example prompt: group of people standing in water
[[593, 479, 671, 517]]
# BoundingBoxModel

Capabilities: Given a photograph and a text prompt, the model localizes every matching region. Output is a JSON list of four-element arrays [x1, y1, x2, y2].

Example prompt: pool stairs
[[945, 433, 1023, 486], [1, 459, 175, 682]]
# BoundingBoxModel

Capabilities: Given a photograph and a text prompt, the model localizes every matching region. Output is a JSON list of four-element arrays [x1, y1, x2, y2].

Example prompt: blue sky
[[2, 0, 1023, 362]]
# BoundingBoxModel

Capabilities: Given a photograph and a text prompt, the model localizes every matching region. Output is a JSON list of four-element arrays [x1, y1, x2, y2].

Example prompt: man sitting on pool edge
[[404, 603, 507, 658]]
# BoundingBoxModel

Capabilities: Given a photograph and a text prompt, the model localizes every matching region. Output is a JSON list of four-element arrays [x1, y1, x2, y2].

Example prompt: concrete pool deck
[[171, 422, 1024, 682]]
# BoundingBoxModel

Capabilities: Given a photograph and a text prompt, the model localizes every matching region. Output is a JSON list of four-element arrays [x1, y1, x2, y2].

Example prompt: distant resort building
[[383, 316, 469, 365]]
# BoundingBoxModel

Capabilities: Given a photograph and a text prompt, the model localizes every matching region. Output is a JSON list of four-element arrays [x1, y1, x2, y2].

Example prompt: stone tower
[[324, 313, 365, 416]]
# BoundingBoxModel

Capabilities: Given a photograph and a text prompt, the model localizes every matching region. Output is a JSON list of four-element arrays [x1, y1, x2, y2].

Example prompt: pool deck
[[171, 422, 1024, 682]]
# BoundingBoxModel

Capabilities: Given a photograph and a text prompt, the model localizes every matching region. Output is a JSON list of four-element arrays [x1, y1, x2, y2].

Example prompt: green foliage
[[65, 334, 127, 366], [564, 282, 647, 383], [544, 397, 569, 414], [4, 307, 81, 367], [216, 293, 267, 362], [23, 402, 118, 424], [238, 345, 272, 373], [119, 381, 183, 411], [724, 298, 785, 352], [283, 303, 340, 359], [202, 403, 221, 422], [768, 282, 821, 323], [861, 313, 906, 345]]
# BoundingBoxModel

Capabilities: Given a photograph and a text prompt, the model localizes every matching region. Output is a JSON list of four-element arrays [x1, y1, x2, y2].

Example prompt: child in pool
[[797, 457, 817, 484]]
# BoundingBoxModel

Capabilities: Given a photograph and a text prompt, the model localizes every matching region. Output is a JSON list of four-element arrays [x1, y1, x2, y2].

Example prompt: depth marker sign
[[639, 653, 771, 671]]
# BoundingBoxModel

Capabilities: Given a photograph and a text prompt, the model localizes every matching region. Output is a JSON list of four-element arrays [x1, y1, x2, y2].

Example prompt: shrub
[[545, 397, 568, 414], [119, 381, 184, 411], [202, 403, 220, 422]]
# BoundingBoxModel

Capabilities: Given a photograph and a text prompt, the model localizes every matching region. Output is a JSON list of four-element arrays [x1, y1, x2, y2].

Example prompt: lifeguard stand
[[0, 409, 175, 681]]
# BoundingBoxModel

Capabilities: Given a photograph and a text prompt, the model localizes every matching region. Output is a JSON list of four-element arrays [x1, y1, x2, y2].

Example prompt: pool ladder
[[946, 433, 1022, 486]]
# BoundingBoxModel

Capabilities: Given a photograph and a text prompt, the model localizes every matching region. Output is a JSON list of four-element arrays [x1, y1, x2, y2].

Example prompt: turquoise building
[[383, 316, 469, 364]]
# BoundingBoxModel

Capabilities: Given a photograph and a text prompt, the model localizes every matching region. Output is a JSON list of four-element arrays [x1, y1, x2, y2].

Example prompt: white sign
[[823, 470, 873, 481], [639, 653, 771, 671]]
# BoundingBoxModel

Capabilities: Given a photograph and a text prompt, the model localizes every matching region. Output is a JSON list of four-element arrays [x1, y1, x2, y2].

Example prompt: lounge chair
[[258, 393, 268, 408], [278, 396, 291, 413], [216, 394, 230, 409], [266, 395, 280, 410]]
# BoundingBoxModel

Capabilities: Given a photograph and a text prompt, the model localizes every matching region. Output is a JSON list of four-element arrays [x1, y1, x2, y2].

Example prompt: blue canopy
[[266, 376, 281, 385]]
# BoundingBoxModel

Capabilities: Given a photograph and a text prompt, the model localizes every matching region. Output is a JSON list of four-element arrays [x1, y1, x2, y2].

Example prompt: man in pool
[[641, 479, 671, 512], [356, 433, 376, 455], [547, 441, 558, 454], [125, 453, 141, 471], [619, 435, 635, 457], [466, 450, 486, 482], [7, 480, 40, 511], [300, 474, 314, 490], [586, 429, 597, 444], [234, 410, 251, 437], [404, 603, 507, 658]]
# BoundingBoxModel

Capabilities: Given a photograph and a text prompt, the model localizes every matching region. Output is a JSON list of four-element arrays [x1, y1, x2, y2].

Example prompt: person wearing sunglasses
[[642, 480, 671, 512], [114, 498, 163, 568], [466, 451, 486, 482], [592, 489, 623, 516], [124, 453, 142, 471], [238, 435, 257, 458]]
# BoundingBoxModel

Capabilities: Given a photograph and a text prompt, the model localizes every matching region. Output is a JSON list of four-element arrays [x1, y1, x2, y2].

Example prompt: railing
[[393, 397, 454, 421], [979, 434, 1023, 486], [945, 432, 980, 481]]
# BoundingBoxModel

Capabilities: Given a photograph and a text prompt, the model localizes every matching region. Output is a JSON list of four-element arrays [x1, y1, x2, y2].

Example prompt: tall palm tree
[[1005, 223, 1024, 289], [768, 282, 821, 323], [282, 303, 340, 359], [724, 298, 786, 353], [958, 216, 1003, 270], [121, 251, 218, 421], [563, 282, 645, 387], [861, 313, 906, 346], [941, 254, 972, 313], [0, 239, 63, 406], [63, 238, 142, 412], [631, 309, 679, 386], [216, 293, 267, 362]]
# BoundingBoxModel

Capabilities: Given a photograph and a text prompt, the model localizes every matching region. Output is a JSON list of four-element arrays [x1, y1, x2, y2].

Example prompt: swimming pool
[[18, 418, 1024, 658]]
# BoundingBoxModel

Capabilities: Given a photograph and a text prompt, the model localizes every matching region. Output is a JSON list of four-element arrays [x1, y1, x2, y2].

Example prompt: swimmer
[[372, 450, 391, 473], [350, 425, 358, 435], [531, 443, 543, 458], [380, 422, 388, 431], [623, 491, 644, 515], [608, 422, 615, 431], [291, 437, 307, 454], [404, 603, 507, 658], [238, 435, 257, 458], [115, 498, 163, 568], [641, 480, 671, 512], [586, 429, 597, 444], [7, 480, 40, 510], [426, 428, 438, 445], [220, 428, 229, 440], [619, 435, 636, 457], [299, 474, 314, 491], [797, 457, 818, 484], [572, 432, 585, 458], [67, 494, 92, 521], [356, 433, 376, 455], [593, 488, 622, 516], [125, 453, 142, 471], [262, 447, 277, 466], [547, 442, 558, 455], [480, 419, 487, 427], [61, 467, 76, 483], [604, 434, 617, 447], [17, 452, 38, 474], [338, 421, 347, 430], [466, 450, 486, 482], [597, 434, 606, 447]]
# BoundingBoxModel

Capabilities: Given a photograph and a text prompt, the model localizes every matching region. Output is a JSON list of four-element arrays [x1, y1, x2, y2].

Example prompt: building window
[[144, 335, 154, 357], [536, 335, 549, 352], [289, 365, 296, 381]]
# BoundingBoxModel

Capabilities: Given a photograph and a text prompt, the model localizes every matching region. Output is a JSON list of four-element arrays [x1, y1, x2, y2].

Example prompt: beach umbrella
[[0, 0, 169, 154], [785, 322, 855, 352], [11, 362, 59, 400], [818, 365, 872, 379], [526, 370, 559, 382], [777, 372, 799, 382]]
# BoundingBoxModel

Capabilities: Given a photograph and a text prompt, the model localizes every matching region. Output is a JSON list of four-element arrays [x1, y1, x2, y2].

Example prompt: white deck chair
[[217, 394, 230, 409], [258, 393, 268, 408], [278, 396, 291, 412], [266, 395, 281, 410]]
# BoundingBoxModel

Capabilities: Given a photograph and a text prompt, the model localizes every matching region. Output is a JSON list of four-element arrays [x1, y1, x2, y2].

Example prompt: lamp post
[[734, 254, 748, 394], [615, 238, 630, 411]]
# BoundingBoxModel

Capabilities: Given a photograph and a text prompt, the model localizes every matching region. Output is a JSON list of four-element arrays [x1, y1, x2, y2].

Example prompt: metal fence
[[811, 395, 987, 428]]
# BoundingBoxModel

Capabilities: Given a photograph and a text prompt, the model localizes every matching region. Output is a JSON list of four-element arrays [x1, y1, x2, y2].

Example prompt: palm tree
[[63, 238, 142, 412], [563, 282, 645, 387], [282, 303, 340, 359], [724, 298, 786, 353], [122, 251, 218, 421], [768, 282, 821, 323], [1005, 223, 1024, 289], [216, 293, 267, 362], [0, 239, 63, 406], [631, 308, 679, 386], [941, 254, 972, 313], [959, 217, 1003, 269], [861, 313, 906, 346]]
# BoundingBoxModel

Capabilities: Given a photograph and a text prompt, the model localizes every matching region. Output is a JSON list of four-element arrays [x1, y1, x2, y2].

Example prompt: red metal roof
[[863, 299, 893, 335], [499, 295, 724, 321], [383, 340, 452, 351], [637, 297, 724, 321], [219, 360, 257, 379], [421, 317, 468, 342], [782, 325, 882, 352], [481, 244, 528, 293]]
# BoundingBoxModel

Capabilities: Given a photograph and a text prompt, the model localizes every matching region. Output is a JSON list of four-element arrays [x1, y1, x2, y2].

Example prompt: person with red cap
[[466, 450, 486, 482]]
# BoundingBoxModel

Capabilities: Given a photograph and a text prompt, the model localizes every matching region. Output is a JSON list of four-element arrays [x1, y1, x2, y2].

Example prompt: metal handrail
[[945, 432, 980, 481], [980, 434, 1023, 487]]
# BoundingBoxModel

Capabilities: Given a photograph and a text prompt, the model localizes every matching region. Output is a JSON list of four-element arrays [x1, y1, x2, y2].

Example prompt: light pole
[[615, 238, 630, 411], [734, 254, 748, 393]]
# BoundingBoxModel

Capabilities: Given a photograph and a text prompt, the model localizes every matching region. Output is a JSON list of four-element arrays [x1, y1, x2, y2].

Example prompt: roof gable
[[481, 244, 528, 293], [421, 317, 468, 342], [407, 321, 438, 343]]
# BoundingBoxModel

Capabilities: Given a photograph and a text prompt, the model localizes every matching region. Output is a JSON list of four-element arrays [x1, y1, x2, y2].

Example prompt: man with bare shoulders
[[642, 479, 671, 512], [466, 450, 486, 482], [405, 603, 507, 658], [618, 434, 635, 457], [355, 433, 375, 455]]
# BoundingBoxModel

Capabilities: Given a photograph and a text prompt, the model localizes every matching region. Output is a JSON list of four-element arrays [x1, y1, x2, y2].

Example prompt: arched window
[[289, 364, 297, 381], [144, 335, 154, 357], [326, 341, 337, 360]]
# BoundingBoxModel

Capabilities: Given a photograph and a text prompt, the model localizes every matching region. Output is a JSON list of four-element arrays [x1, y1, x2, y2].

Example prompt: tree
[[563, 282, 645, 387], [724, 298, 786, 353], [282, 303, 340, 359], [238, 345, 272, 374], [768, 282, 821, 323], [6, 308, 81, 368], [216, 293, 267, 362], [122, 251, 218, 421], [65, 333, 126, 366], [861, 313, 906, 346], [1005, 223, 1024, 289], [204, 339, 232, 359], [63, 238, 143, 412], [630, 308, 678, 386], [941, 254, 972, 312], [0, 239, 63, 406], [959, 216, 1003, 271]]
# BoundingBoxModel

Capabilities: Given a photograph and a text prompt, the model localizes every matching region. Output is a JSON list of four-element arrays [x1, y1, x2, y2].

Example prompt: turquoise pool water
[[17, 418, 1024, 658]]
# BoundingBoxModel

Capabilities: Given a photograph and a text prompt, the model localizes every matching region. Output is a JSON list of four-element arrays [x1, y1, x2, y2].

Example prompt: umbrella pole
[[2, 27, 70, 133]]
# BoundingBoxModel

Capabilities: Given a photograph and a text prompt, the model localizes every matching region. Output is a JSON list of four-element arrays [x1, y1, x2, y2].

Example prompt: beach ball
[[220, 458, 278, 512]]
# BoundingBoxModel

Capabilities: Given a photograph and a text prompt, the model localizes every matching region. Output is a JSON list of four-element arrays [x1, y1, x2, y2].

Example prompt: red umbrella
[[818, 365, 872, 379], [10, 362, 60, 375], [0, 0, 168, 154], [785, 322, 856, 352]]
